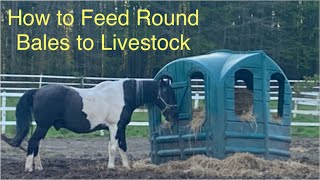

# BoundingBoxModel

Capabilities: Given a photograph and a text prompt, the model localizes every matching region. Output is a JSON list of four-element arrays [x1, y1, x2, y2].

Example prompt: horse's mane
[[138, 80, 159, 104]]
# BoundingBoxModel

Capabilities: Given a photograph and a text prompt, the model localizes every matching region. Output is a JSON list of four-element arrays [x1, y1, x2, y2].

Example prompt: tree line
[[1, 1, 319, 79]]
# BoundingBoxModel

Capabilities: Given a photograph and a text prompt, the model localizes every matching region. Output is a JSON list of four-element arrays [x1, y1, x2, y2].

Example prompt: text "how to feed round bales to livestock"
[[8, 9, 199, 51]]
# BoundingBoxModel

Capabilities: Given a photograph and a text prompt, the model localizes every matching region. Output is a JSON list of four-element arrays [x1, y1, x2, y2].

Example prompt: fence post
[[1, 92, 7, 134], [80, 77, 84, 88], [100, 130, 104, 136], [317, 93, 319, 113], [194, 93, 199, 109], [39, 73, 43, 88], [293, 100, 298, 118]]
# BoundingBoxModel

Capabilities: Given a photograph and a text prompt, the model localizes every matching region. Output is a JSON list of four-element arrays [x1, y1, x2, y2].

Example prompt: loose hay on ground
[[132, 153, 319, 179]]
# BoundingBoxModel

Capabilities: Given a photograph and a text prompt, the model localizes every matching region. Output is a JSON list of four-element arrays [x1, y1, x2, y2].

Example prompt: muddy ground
[[1, 137, 319, 179]]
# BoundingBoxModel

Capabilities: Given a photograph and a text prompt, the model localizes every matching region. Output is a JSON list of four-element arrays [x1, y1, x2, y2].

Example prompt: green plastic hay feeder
[[148, 50, 292, 164]]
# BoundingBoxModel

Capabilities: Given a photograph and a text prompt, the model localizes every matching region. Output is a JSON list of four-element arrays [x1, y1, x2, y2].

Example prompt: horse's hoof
[[122, 163, 130, 169], [107, 165, 115, 169], [35, 165, 43, 171], [25, 167, 33, 172]]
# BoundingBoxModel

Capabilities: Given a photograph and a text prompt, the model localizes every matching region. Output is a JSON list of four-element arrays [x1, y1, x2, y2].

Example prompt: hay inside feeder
[[271, 113, 282, 123], [234, 88, 256, 122], [186, 88, 288, 134], [188, 107, 205, 135], [159, 118, 173, 134], [187, 88, 257, 135]]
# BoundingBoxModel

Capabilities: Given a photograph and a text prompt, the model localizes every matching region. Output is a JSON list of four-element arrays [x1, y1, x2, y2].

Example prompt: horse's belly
[[82, 101, 123, 129]]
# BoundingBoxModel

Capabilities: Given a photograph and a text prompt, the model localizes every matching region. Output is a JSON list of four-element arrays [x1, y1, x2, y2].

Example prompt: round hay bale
[[188, 107, 205, 135], [234, 88, 255, 122], [234, 88, 253, 114]]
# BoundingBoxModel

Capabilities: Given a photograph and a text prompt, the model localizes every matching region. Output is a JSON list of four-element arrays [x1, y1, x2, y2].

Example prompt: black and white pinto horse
[[2, 79, 178, 172]]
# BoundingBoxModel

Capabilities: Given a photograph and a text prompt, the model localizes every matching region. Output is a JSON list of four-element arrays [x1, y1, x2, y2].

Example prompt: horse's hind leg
[[25, 126, 48, 172], [117, 127, 130, 168], [34, 140, 43, 170]]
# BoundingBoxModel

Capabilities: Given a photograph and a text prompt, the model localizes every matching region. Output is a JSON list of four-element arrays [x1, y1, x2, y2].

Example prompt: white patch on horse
[[119, 148, 130, 168], [34, 141, 43, 170], [72, 80, 125, 130], [107, 125, 118, 169], [34, 155, 43, 170], [25, 154, 34, 172]]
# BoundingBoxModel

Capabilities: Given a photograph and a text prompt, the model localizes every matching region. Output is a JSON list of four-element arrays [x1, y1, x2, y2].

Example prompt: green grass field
[[1, 98, 319, 138]]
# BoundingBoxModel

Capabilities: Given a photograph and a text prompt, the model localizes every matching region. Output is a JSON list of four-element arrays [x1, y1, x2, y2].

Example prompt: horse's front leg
[[107, 125, 118, 169], [117, 125, 130, 169]]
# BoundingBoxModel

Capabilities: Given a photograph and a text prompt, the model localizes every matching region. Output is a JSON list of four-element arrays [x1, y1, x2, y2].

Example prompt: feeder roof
[[165, 49, 282, 81]]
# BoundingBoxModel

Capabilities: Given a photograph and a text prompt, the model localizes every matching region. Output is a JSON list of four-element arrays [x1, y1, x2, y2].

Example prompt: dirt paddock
[[1, 137, 319, 179]]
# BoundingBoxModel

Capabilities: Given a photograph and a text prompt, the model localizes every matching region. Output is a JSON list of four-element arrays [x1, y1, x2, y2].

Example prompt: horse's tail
[[1, 89, 37, 148]]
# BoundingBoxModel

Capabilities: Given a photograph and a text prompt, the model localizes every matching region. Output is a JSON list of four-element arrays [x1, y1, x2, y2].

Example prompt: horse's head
[[155, 79, 178, 122]]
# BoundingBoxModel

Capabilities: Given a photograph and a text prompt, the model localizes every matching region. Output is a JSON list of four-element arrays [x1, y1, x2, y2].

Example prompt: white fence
[[0, 74, 319, 133]]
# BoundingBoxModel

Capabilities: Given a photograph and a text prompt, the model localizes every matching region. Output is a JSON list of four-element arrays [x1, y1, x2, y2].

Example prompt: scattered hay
[[132, 158, 156, 169], [132, 153, 319, 179], [219, 153, 267, 177]]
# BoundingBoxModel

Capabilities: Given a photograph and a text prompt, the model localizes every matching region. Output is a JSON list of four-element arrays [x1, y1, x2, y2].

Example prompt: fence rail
[[1, 74, 319, 133]]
